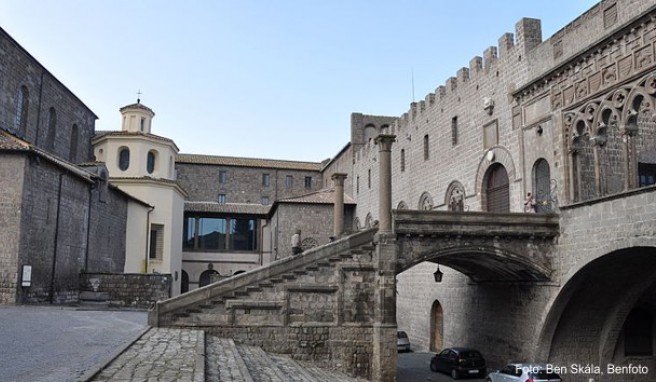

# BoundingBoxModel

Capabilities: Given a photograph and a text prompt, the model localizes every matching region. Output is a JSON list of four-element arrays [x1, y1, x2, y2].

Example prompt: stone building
[[0, 27, 139, 304], [175, 153, 325, 291], [150, 1, 656, 380]]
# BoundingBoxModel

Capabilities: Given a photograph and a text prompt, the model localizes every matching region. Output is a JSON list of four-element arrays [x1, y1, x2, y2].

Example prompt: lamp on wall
[[433, 263, 443, 283]]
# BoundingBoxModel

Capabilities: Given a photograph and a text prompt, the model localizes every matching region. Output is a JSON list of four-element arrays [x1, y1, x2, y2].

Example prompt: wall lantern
[[433, 264, 443, 283]]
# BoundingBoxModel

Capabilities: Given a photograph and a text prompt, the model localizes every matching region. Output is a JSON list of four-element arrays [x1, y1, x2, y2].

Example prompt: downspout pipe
[[144, 206, 154, 273]]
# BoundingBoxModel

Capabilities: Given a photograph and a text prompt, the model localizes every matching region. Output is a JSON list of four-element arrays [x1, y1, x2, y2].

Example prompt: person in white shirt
[[291, 229, 302, 256]]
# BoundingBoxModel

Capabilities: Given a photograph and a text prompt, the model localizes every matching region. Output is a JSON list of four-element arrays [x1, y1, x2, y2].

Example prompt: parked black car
[[430, 347, 486, 379]]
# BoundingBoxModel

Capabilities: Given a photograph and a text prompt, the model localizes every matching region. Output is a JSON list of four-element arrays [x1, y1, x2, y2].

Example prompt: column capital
[[331, 172, 348, 184], [374, 134, 396, 152]]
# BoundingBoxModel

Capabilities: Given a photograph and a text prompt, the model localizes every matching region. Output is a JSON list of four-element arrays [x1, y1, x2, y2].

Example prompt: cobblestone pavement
[[0, 305, 147, 382], [397, 351, 486, 382], [91, 328, 204, 382]]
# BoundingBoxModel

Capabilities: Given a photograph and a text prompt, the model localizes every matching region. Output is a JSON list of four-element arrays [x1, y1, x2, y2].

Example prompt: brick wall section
[[80, 273, 171, 308], [176, 163, 323, 204], [0, 154, 26, 303], [321, 144, 354, 196]]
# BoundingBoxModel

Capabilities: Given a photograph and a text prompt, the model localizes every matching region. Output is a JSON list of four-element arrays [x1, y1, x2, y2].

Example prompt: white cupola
[[119, 99, 155, 134]]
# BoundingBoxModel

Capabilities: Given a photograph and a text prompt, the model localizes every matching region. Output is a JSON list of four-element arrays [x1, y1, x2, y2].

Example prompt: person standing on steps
[[291, 229, 302, 256]]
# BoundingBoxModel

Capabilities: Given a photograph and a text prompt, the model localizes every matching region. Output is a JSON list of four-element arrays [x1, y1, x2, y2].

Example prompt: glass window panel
[[198, 218, 227, 250], [183, 217, 196, 249], [230, 218, 257, 251]]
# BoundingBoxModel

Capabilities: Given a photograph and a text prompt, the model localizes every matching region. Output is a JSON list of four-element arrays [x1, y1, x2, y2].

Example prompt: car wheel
[[430, 362, 438, 372], [486, 378, 492, 382], [451, 368, 459, 379]]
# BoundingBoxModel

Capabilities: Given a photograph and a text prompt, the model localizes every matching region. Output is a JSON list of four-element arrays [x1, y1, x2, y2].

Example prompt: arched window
[[485, 164, 509, 212], [46, 107, 57, 150], [445, 181, 466, 212], [14, 86, 29, 136], [532, 159, 551, 213], [69, 124, 79, 162], [397, 201, 408, 210], [118, 147, 130, 171], [147, 150, 157, 174], [418, 192, 434, 210]]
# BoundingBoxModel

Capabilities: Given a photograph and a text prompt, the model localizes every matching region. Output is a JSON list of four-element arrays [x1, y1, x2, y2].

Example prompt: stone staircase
[[87, 328, 366, 381], [148, 229, 380, 379]]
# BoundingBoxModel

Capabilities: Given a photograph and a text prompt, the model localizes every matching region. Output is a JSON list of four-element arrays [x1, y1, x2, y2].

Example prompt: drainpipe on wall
[[83, 182, 96, 272], [143, 206, 154, 273], [49, 172, 65, 304]]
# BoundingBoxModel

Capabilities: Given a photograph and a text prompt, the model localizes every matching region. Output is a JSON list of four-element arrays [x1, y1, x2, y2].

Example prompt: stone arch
[[199, 269, 219, 288], [396, 201, 408, 210], [417, 192, 433, 211], [474, 146, 517, 206], [397, 244, 552, 282], [444, 181, 465, 212], [536, 246, 656, 367]]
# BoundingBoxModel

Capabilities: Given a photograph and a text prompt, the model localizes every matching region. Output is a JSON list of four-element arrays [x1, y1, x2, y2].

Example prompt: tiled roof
[[0, 130, 95, 183], [93, 130, 177, 146], [278, 188, 356, 205], [0, 130, 29, 151], [119, 102, 154, 114], [176, 153, 322, 171], [184, 201, 271, 215]]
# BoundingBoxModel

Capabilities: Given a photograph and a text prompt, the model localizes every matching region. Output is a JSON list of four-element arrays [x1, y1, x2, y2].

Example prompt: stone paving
[[90, 328, 204, 382], [90, 327, 368, 382]]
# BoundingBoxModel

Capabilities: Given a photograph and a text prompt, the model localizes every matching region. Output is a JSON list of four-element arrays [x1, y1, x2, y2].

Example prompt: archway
[[430, 300, 444, 352], [484, 164, 509, 212], [199, 269, 219, 288], [181, 270, 189, 294], [537, 247, 656, 374]]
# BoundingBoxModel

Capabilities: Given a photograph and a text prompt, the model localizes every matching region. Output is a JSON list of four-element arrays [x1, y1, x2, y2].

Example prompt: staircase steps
[[237, 345, 288, 382], [206, 336, 254, 382]]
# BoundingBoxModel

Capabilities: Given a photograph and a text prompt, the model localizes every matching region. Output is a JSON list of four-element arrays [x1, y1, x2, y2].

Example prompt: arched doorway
[[532, 159, 551, 213], [485, 164, 509, 212], [181, 270, 189, 294], [430, 300, 444, 352], [199, 269, 219, 287]]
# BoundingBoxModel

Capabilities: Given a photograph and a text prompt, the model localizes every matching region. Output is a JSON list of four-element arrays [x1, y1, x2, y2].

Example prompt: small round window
[[118, 147, 130, 171]]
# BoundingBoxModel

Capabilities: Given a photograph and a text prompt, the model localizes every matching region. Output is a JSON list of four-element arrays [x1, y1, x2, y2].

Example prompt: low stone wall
[[80, 273, 171, 308]]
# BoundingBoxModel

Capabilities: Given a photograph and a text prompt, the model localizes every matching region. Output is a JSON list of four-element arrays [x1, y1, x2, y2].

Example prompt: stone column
[[372, 134, 397, 382], [374, 134, 396, 233], [331, 173, 348, 237]]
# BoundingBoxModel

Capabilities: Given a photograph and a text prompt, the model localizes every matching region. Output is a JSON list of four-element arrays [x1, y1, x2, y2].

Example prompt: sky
[[1, 1, 599, 163]]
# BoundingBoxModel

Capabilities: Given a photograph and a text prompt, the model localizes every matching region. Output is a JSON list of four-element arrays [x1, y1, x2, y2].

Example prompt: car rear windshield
[[397, 332, 408, 338], [460, 351, 482, 358], [529, 371, 560, 380]]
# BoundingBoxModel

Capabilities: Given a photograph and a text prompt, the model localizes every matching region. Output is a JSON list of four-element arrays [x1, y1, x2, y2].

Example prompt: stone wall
[[86, 185, 128, 273], [0, 154, 26, 303], [176, 162, 323, 204], [271, 203, 354, 259], [81, 272, 171, 308], [321, 144, 354, 197]]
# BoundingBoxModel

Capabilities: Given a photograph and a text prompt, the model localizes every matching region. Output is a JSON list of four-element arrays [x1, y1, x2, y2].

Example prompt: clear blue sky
[[2, 1, 598, 162]]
